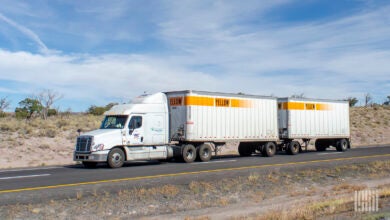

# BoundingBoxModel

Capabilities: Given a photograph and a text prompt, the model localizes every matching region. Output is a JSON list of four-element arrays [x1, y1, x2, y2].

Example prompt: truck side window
[[129, 116, 142, 134]]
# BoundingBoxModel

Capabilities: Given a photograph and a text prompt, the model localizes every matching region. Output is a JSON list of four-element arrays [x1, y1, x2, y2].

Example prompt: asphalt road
[[1, 146, 390, 205]]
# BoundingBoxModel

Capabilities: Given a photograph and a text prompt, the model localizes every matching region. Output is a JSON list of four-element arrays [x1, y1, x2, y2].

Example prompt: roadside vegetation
[[1, 160, 389, 219]]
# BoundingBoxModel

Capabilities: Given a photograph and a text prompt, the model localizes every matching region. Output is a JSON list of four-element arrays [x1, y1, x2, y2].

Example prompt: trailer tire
[[238, 143, 252, 157], [182, 144, 197, 163], [336, 139, 348, 152], [107, 148, 125, 168], [286, 141, 300, 155], [315, 140, 326, 152], [263, 142, 276, 157], [197, 143, 212, 162], [82, 162, 97, 168]]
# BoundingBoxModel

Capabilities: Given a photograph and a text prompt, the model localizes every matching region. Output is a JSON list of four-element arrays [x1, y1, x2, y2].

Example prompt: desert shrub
[[0, 112, 7, 118], [0, 123, 14, 132], [57, 120, 69, 129], [87, 106, 106, 116], [47, 109, 57, 117], [87, 103, 117, 116], [39, 128, 57, 138], [15, 108, 29, 119]]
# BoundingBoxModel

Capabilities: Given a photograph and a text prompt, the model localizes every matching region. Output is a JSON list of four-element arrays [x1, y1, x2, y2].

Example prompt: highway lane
[[0, 146, 389, 195]]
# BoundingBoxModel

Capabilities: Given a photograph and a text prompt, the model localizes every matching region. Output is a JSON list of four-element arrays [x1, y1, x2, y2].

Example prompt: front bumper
[[73, 150, 109, 162]]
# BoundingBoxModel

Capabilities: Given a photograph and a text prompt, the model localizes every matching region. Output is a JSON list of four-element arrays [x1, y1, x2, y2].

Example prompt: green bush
[[48, 109, 58, 117], [15, 108, 29, 119], [87, 103, 118, 116]]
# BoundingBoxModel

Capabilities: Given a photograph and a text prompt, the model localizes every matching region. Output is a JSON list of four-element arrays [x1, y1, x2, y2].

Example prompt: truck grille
[[76, 136, 93, 152]]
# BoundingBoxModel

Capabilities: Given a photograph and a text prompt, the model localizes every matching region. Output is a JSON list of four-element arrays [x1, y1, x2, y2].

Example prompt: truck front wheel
[[182, 144, 196, 163], [107, 148, 125, 168]]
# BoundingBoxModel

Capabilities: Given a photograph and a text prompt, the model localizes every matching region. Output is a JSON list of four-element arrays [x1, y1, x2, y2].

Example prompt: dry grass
[[350, 106, 390, 146]]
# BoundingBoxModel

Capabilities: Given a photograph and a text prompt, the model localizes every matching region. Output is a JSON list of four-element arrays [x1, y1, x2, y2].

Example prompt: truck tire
[[197, 143, 212, 162], [238, 143, 252, 157], [182, 144, 197, 163], [315, 140, 326, 152], [82, 161, 97, 168], [107, 148, 125, 168], [336, 139, 348, 152], [286, 141, 300, 155], [263, 142, 276, 157]]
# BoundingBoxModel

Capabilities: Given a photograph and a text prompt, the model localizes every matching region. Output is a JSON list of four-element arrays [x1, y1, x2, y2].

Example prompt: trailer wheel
[[197, 143, 212, 162], [107, 148, 125, 168], [286, 141, 300, 155], [182, 144, 197, 163], [336, 139, 348, 152], [315, 140, 326, 152], [263, 142, 276, 157], [238, 143, 252, 157], [82, 162, 97, 168]]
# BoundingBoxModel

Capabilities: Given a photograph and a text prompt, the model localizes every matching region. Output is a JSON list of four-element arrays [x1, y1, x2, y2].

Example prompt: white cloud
[[0, 12, 49, 54]]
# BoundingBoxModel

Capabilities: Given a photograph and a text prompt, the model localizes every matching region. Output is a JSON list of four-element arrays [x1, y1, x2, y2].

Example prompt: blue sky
[[0, 0, 389, 112]]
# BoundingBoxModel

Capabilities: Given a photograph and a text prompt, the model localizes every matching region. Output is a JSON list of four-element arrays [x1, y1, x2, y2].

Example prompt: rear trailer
[[165, 90, 279, 159], [277, 97, 350, 153]]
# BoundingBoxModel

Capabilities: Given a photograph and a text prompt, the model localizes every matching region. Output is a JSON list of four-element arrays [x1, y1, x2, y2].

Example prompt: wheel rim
[[111, 152, 122, 165], [186, 149, 194, 159], [202, 148, 209, 158], [342, 141, 347, 150], [292, 143, 298, 152], [268, 146, 274, 154]]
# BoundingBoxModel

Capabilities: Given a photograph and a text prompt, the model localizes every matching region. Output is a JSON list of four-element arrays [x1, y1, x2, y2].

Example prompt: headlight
[[92, 144, 104, 152]]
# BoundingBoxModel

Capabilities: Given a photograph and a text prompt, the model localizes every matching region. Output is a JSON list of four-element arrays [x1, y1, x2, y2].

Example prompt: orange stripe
[[185, 96, 214, 106], [231, 99, 252, 108], [316, 103, 331, 110], [286, 102, 305, 110], [183, 96, 252, 108], [280, 102, 331, 111]]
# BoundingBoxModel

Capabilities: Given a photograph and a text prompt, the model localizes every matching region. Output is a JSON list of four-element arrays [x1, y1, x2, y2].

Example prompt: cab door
[[125, 115, 149, 160], [128, 115, 144, 145]]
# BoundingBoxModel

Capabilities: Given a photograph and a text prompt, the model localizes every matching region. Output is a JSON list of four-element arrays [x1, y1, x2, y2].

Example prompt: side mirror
[[129, 129, 134, 135], [77, 129, 82, 136]]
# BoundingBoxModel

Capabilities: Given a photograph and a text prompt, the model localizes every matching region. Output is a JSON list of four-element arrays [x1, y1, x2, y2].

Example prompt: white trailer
[[277, 97, 350, 154], [166, 91, 279, 159]]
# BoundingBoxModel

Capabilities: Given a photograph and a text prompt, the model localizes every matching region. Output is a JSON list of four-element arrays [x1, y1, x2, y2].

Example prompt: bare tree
[[37, 89, 63, 120], [364, 93, 372, 107], [0, 97, 11, 112]]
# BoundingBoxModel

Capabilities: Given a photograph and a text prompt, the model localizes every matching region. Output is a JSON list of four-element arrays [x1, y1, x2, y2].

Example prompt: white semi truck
[[74, 91, 350, 168]]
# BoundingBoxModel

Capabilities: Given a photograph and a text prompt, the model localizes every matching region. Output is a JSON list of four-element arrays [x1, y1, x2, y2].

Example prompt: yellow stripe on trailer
[[279, 102, 331, 111]]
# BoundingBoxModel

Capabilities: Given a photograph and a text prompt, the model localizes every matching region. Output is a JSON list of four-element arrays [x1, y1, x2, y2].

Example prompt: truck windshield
[[100, 115, 128, 129]]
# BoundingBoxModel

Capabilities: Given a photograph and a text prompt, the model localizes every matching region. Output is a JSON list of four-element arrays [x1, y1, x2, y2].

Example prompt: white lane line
[[0, 174, 51, 180], [0, 167, 59, 173], [316, 152, 343, 155], [192, 160, 237, 164]]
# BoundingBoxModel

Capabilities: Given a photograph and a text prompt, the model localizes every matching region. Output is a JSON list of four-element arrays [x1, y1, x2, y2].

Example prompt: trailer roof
[[164, 90, 276, 100], [277, 97, 349, 104]]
